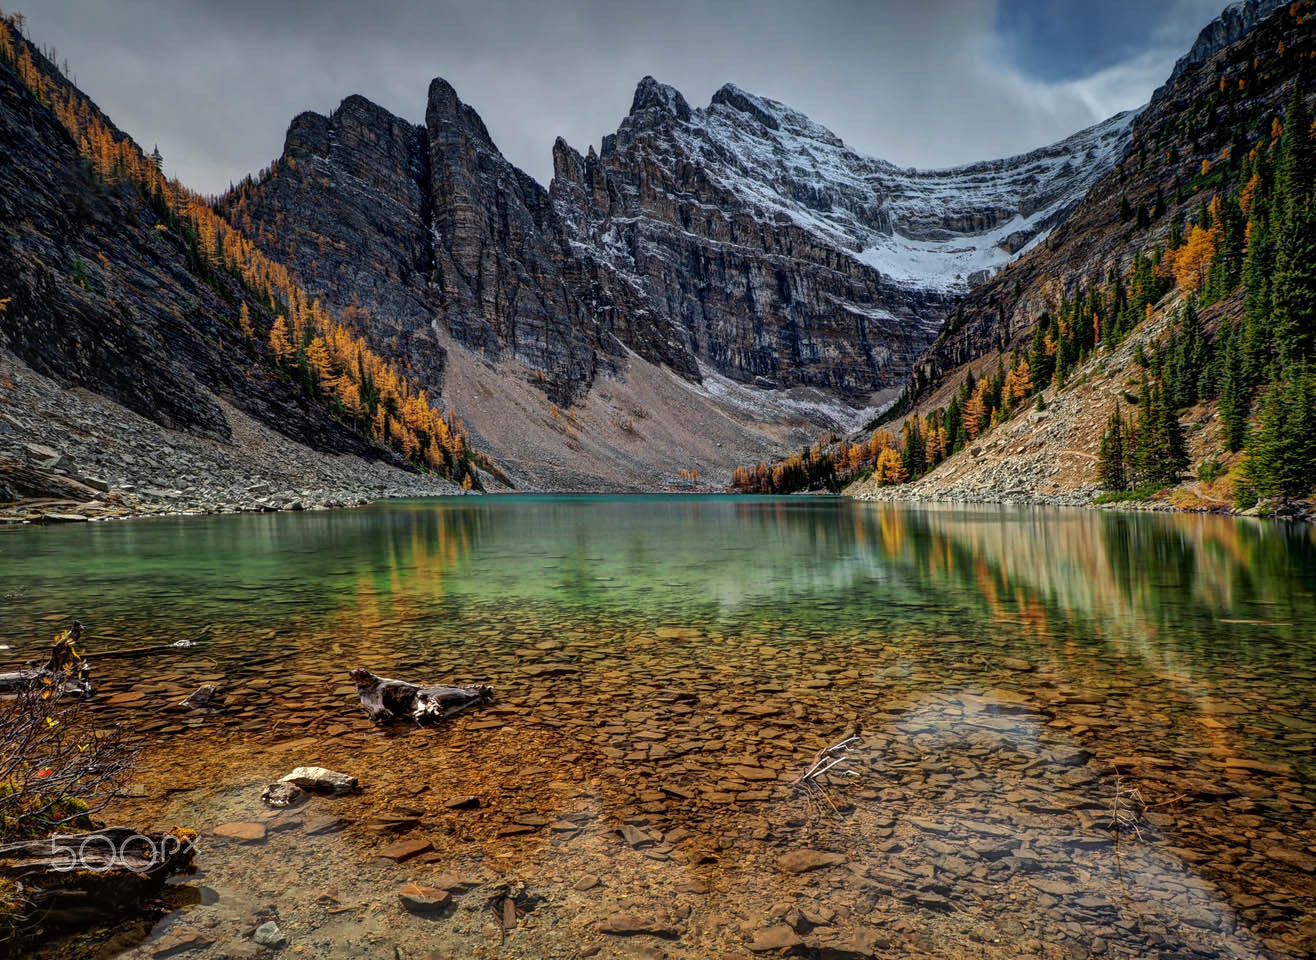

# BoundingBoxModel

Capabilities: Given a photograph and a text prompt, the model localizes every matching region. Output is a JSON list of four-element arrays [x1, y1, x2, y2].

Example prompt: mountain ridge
[[216, 67, 1136, 487], [835, 0, 1316, 513]]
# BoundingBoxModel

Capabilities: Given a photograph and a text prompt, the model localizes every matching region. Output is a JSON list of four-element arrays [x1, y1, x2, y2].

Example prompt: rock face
[[0, 47, 390, 462], [222, 76, 1134, 410], [1162, 0, 1286, 89], [223, 81, 692, 407], [552, 79, 1133, 398]]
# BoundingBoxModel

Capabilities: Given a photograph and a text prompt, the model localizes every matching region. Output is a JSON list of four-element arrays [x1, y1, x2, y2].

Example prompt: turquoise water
[[3, 497, 1314, 958]]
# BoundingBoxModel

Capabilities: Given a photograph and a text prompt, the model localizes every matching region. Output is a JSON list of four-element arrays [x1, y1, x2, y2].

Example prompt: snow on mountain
[[652, 80, 1136, 293]]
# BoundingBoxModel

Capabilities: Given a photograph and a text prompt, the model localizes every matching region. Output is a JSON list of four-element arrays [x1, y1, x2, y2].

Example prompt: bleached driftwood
[[349, 667, 493, 723]]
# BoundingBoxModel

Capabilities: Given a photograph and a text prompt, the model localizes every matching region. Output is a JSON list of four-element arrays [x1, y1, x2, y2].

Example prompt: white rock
[[278, 766, 357, 796], [252, 921, 286, 948]]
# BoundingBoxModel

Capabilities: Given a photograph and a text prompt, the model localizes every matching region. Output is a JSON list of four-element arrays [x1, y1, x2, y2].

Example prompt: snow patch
[[685, 362, 890, 433], [641, 90, 1137, 294]]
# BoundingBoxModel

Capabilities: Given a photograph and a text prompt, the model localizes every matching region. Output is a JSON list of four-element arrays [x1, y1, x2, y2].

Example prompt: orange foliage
[[874, 448, 906, 486], [0, 13, 488, 483], [1173, 224, 1217, 294]]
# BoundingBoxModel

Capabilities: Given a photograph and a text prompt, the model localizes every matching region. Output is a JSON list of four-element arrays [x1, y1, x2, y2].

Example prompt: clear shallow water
[[2, 497, 1314, 959]]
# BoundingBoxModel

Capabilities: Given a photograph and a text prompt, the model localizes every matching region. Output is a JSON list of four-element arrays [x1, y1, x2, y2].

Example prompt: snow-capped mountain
[[549, 78, 1134, 402], [217, 72, 1136, 487], [610, 79, 1134, 293]]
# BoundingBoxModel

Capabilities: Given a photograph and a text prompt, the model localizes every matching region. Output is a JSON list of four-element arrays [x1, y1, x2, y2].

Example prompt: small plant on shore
[[1197, 457, 1225, 485], [1093, 484, 1161, 505], [0, 632, 137, 843]]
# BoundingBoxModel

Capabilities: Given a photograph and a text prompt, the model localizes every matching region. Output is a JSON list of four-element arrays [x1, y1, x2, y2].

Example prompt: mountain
[[839, 0, 1316, 512], [0, 23, 488, 518], [11, 1, 1290, 506], [219, 74, 1133, 488]]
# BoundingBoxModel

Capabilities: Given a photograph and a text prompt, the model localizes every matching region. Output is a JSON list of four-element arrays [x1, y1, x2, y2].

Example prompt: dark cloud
[[23, 0, 1229, 194], [995, 0, 1222, 81]]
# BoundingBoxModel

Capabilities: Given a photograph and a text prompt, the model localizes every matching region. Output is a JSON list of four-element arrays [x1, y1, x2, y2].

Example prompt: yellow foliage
[[268, 315, 293, 362], [1173, 224, 1217, 294], [874, 447, 906, 486]]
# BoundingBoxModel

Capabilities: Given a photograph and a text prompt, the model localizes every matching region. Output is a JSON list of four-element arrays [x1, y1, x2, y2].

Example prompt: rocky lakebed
[[3, 497, 1313, 960]]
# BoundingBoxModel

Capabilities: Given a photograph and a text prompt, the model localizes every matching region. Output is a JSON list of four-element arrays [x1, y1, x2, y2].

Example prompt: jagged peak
[[709, 83, 780, 131], [551, 135, 585, 182], [426, 77, 463, 115], [1163, 0, 1286, 90], [630, 76, 692, 122], [425, 76, 494, 147], [330, 93, 415, 132], [707, 82, 845, 148], [283, 109, 330, 158]]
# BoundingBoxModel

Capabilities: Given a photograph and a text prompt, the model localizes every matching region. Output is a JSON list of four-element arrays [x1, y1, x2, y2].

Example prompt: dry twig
[[792, 734, 861, 820]]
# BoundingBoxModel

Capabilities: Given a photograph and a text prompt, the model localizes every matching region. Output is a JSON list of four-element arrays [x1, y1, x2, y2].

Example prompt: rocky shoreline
[[0, 353, 465, 526], [848, 483, 1315, 522], [849, 485, 1094, 511]]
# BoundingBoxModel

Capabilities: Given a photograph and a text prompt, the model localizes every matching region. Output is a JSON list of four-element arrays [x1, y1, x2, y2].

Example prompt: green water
[[3, 497, 1315, 959], [4, 495, 1314, 675]]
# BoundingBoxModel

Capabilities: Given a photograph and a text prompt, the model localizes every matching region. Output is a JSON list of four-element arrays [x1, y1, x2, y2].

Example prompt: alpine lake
[[2, 496, 1314, 959]]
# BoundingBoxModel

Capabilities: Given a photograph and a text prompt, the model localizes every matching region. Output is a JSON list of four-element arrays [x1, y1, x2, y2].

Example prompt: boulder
[[398, 882, 451, 914]]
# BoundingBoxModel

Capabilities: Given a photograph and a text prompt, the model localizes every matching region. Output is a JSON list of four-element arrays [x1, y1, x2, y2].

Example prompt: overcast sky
[[23, 0, 1228, 194]]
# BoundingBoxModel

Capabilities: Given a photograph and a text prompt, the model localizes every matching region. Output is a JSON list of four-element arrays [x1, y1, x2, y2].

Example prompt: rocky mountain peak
[[426, 76, 495, 147], [709, 83, 780, 130], [628, 76, 692, 122], [551, 134, 583, 181], [708, 83, 848, 150], [1161, 0, 1285, 93], [225, 64, 1140, 479], [283, 109, 331, 157]]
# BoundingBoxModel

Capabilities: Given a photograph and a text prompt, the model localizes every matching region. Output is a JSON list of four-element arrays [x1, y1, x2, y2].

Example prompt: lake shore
[[0, 351, 468, 526], [848, 483, 1316, 522]]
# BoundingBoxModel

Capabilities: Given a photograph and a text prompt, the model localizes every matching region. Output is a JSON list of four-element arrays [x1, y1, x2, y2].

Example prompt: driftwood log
[[0, 624, 91, 698], [349, 667, 493, 723], [0, 827, 197, 940]]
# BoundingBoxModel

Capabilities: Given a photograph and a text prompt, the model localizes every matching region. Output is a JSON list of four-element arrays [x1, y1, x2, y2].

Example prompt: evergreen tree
[[1154, 383, 1190, 484], [1218, 328, 1250, 452], [1130, 381, 1188, 487], [1169, 301, 1214, 407], [1242, 199, 1275, 379], [901, 418, 926, 477], [1276, 84, 1313, 220], [1272, 197, 1316, 366], [1243, 365, 1316, 499], [1096, 405, 1128, 491]]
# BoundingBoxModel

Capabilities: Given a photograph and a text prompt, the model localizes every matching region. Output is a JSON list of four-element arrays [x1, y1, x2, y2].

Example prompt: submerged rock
[[260, 781, 307, 809], [777, 849, 845, 874], [179, 684, 219, 709], [212, 822, 267, 844]]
